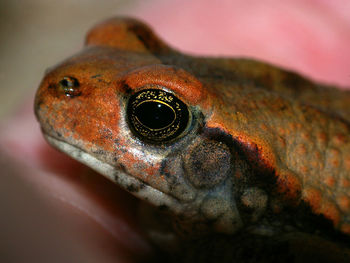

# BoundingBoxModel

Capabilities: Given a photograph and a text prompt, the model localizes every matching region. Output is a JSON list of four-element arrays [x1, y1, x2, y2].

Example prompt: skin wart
[[35, 17, 350, 262]]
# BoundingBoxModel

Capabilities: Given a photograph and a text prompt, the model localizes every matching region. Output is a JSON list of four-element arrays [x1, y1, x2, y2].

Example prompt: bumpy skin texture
[[35, 17, 350, 261]]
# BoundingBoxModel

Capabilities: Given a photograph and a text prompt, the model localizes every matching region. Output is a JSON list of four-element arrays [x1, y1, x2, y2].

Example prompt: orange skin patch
[[206, 111, 276, 173], [341, 224, 350, 235], [36, 73, 122, 153], [302, 188, 323, 212], [118, 151, 163, 186], [122, 64, 208, 106], [276, 171, 302, 201], [35, 17, 350, 236], [319, 202, 340, 226], [85, 17, 171, 54], [337, 195, 350, 212]]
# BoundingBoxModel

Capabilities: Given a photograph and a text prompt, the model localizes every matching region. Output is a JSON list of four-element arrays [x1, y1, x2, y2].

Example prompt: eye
[[58, 76, 81, 97], [127, 89, 190, 143]]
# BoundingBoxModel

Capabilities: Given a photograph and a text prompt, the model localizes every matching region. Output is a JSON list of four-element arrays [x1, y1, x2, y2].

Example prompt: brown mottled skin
[[35, 17, 350, 262]]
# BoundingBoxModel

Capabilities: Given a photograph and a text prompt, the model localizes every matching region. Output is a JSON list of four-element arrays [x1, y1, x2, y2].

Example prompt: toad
[[35, 17, 350, 262]]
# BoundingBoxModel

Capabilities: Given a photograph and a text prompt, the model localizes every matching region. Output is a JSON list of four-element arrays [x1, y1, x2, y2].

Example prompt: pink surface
[[132, 0, 350, 87], [1, 0, 350, 261]]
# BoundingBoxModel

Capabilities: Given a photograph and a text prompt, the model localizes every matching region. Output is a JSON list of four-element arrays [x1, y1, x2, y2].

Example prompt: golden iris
[[127, 89, 189, 143]]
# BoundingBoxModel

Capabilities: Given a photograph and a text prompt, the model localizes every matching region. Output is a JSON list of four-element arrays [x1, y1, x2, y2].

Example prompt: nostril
[[58, 76, 81, 98]]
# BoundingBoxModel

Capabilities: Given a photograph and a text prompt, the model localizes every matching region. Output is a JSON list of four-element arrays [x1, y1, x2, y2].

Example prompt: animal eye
[[58, 76, 81, 97], [127, 89, 189, 143]]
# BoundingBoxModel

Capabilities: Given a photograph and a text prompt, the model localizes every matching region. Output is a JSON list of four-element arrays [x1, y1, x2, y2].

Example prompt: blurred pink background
[[136, 0, 350, 88], [0, 1, 350, 262]]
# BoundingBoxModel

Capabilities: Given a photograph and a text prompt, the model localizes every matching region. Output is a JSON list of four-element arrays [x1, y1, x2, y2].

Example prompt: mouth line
[[44, 134, 182, 211]]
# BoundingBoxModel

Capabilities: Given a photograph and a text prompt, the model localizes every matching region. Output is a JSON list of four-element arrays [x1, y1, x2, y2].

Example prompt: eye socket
[[127, 89, 190, 143], [58, 76, 81, 97]]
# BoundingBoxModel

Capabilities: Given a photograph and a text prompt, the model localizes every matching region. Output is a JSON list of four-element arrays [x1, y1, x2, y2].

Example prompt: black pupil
[[61, 79, 69, 87], [135, 101, 175, 129]]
